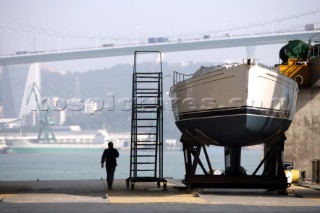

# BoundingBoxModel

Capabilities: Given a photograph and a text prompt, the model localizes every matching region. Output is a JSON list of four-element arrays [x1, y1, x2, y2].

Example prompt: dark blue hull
[[175, 107, 292, 146]]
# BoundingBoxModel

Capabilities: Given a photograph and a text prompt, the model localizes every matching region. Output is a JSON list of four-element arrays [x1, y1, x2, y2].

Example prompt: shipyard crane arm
[[27, 83, 43, 118], [26, 82, 57, 143]]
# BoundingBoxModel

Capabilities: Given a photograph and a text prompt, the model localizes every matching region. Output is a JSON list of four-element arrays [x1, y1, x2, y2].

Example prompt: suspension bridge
[[0, 10, 320, 65]]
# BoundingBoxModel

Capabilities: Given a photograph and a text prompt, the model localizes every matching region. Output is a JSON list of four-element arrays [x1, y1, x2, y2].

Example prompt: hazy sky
[[0, 0, 319, 72]]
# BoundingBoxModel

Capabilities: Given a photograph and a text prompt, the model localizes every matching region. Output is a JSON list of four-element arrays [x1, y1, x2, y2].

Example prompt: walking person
[[101, 142, 119, 190]]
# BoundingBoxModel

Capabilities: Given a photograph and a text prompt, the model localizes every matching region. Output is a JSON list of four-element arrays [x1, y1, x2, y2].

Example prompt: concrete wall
[[284, 88, 320, 178]]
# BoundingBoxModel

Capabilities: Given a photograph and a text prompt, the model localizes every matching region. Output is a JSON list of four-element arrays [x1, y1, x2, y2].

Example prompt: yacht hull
[[170, 63, 298, 146]]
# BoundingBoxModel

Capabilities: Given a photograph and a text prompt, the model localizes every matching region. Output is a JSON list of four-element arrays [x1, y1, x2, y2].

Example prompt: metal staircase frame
[[126, 51, 167, 190]]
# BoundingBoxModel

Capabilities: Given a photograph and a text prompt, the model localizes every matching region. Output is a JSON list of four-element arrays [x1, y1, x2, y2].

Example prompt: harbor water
[[0, 148, 263, 181]]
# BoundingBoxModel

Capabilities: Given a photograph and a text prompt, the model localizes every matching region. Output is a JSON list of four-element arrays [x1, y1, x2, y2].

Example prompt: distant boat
[[4, 129, 117, 154], [0, 137, 9, 154], [170, 59, 298, 146]]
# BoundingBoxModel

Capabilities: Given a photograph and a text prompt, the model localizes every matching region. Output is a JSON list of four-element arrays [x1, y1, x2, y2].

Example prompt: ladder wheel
[[131, 182, 135, 190], [157, 181, 160, 188]]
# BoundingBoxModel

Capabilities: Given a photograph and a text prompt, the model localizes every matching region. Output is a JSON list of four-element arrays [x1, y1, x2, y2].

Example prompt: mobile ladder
[[126, 51, 167, 190]]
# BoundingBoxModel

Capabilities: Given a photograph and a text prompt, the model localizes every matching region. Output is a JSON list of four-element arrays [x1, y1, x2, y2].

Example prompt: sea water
[[0, 147, 263, 181]]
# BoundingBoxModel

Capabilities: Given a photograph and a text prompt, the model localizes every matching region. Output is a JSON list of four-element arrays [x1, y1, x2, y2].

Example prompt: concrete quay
[[1, 179, 320, 213]]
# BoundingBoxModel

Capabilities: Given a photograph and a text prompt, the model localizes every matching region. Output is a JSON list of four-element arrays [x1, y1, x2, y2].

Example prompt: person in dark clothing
[[101, 142, 119, 190]]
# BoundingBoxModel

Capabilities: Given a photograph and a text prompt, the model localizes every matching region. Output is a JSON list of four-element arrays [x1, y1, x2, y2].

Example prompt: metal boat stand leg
[[180, 132, 289, 191], [263, 134, 288, 193], [224, 146, 243, 175], [182, 142, 214, 190]]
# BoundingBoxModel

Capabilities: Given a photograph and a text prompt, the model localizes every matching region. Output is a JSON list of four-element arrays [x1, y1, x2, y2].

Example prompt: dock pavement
[[1, 179, 320, 212]]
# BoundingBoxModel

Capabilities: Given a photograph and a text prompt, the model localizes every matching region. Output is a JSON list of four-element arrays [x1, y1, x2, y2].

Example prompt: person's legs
[[106, 167, 116, 189]]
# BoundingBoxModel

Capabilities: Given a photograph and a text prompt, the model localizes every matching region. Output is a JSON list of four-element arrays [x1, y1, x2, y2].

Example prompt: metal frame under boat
[[179, 131, 288, 192]]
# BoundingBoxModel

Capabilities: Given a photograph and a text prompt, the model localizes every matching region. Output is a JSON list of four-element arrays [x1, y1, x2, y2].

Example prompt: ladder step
[[132, 155, 156, 157], [135, 74, 160, 76], [133, 106, 157, 109], [135, 118, 158, 120], [135, 72, 161, 74], [136, 133, 157, 135], [135, 72, 161, 75], [136, 88, 159, 91], [132, 162, 155, 164], [135, 107, 158, 110], [134, 88, 159, 90], [134, 103, 160, 105], [136, 92, 160, 94], [135, 143, 157, 146], [134, 109, 158, 114], [134, 77, 159, 79], [135, 95, 159, 98], [131, 169, 156, 171], [134, 76, 160, 78], [135, 76, 160, 78], [133, 115, 157, 118], [133, 126, 157, 132], [133, 136, 156, 138], [134, 94, 159, 97], [133, 141, 157, 144], [136, 104, 158, 107], [134, 82, 160, 84], [132, 142, 157, 144], [136, 103, 158, 105], [134, 110, 157, 115], [135, 91, 159, 96], [134, 110, 158, 113], [135, 91, 160, 93], [132, 147, 156, 150], [134, 118, 157, 120], [133, 126, 157, 128]]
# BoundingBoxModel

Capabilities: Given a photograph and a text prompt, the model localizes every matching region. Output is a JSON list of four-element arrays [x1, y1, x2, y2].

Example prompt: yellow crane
[[279, 33, 320, 87]]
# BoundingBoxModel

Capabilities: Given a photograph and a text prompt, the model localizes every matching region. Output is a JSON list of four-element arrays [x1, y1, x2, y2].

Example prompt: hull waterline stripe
[[176, 107, 291, 121]]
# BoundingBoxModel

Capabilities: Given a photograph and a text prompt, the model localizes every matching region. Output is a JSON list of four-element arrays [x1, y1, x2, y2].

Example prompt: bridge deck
[[1, 30, 319, 65]]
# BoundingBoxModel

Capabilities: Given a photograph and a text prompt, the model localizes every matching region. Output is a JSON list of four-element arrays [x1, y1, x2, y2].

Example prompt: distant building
[[84, 99, 103, 115], [47, 97, 66, 125], [22, 111, 38, 127], [0, 65, 25, 118], [0, 63, 41, 119]]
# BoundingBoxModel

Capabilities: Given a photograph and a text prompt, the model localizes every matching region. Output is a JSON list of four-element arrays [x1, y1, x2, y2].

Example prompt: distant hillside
[[41, 61, 212, 140]]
